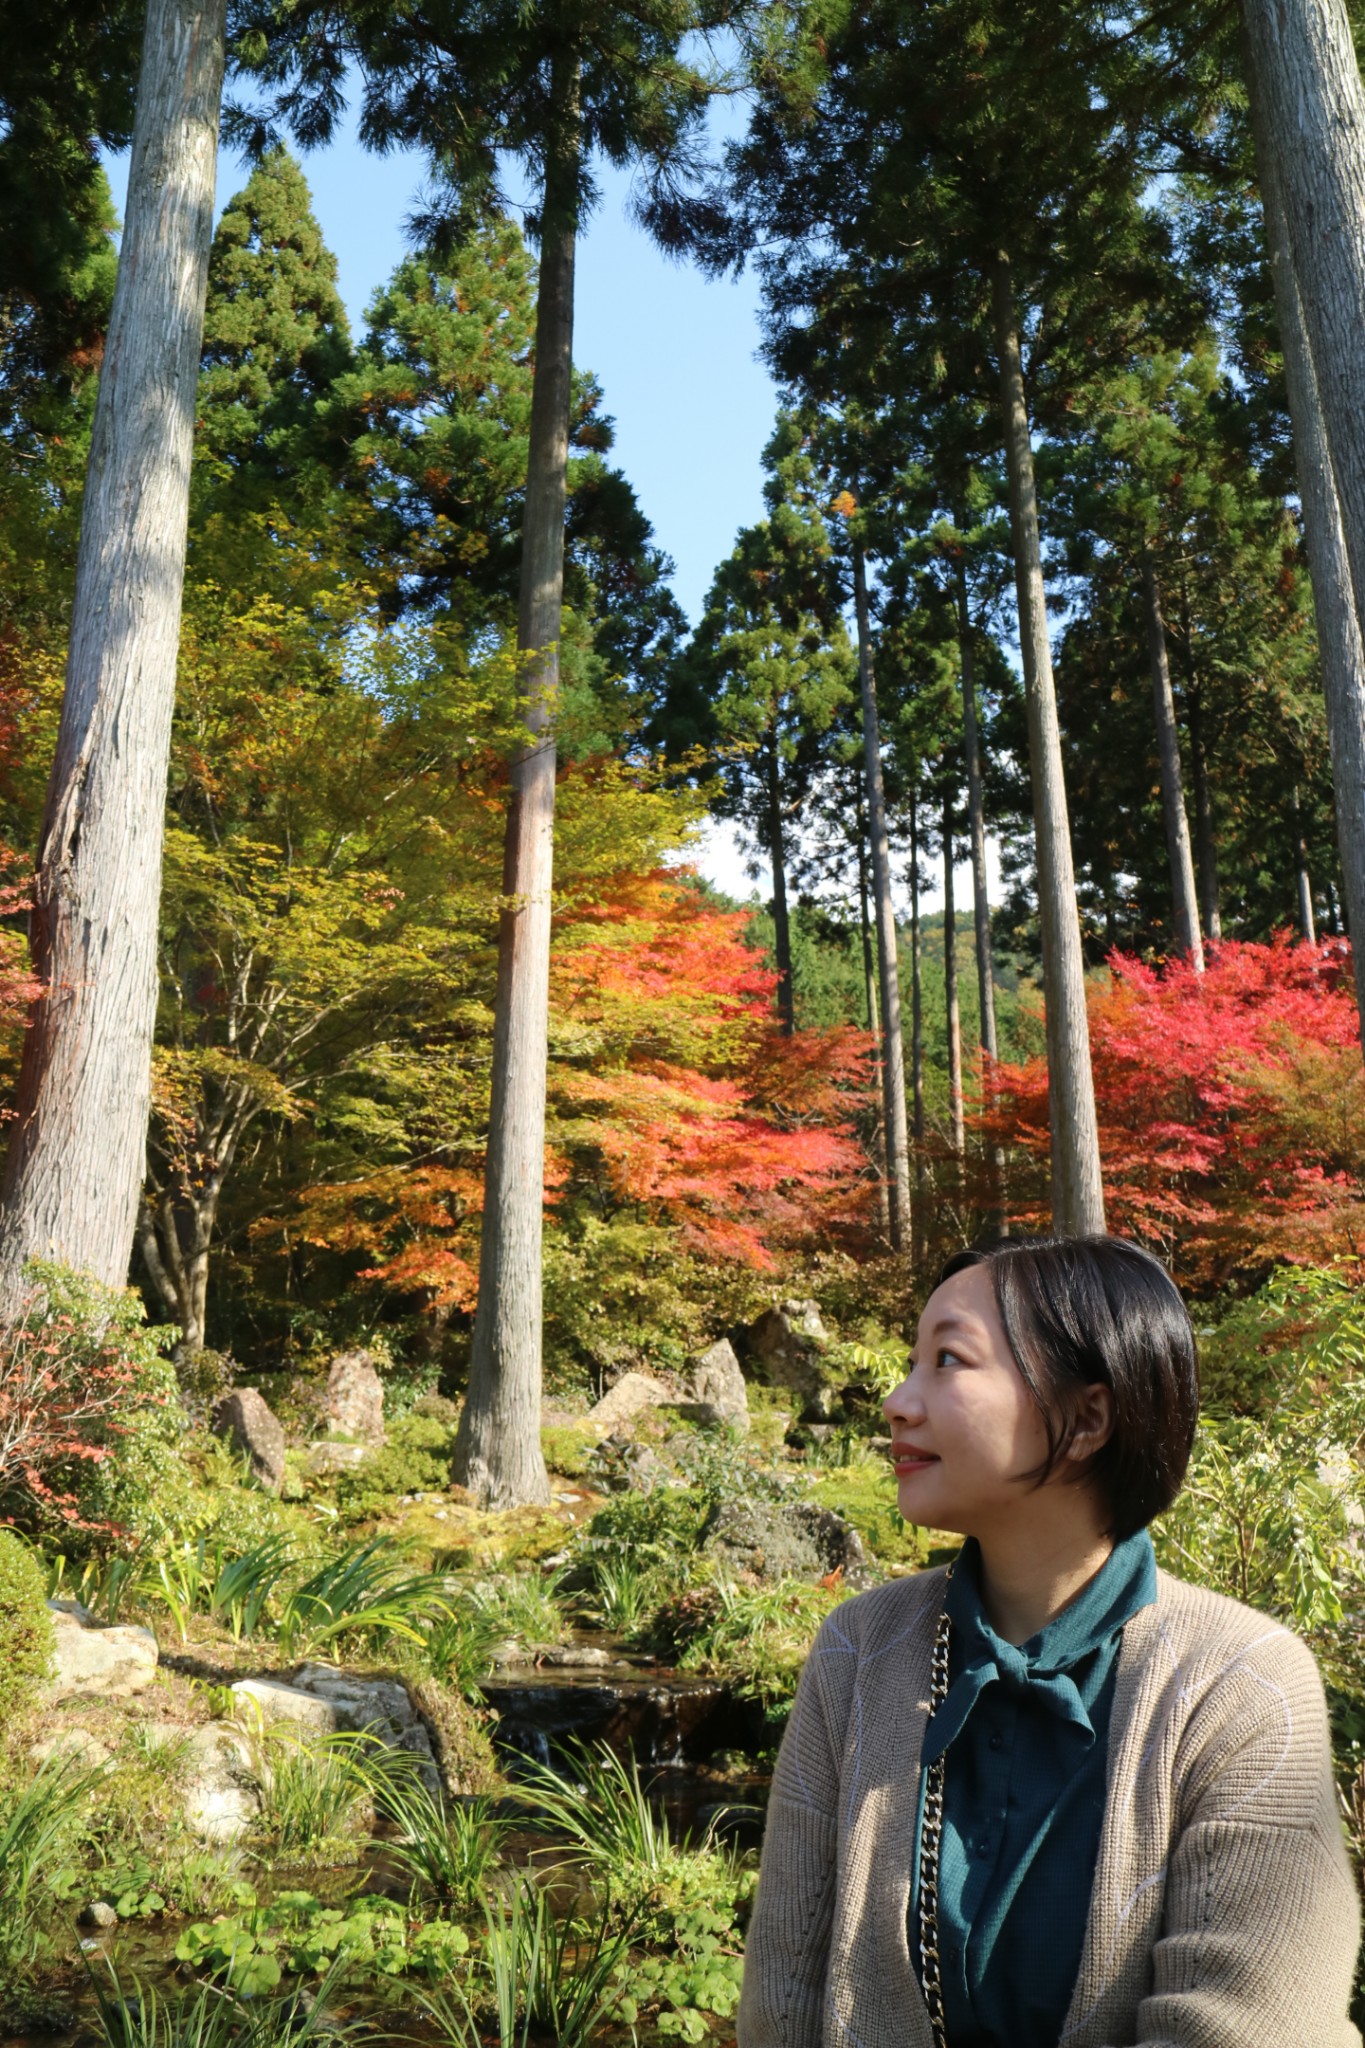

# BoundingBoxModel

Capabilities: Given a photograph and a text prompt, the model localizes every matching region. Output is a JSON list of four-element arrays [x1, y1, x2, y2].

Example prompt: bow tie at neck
[[919, 1533, 1158, 1767]]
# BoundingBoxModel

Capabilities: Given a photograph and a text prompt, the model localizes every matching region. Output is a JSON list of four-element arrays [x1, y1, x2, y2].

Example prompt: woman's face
[[882, 1263, 1059, 1539]]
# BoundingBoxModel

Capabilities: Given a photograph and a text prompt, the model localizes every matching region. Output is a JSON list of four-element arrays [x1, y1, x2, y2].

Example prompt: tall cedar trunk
[[766, 736, 795, 1035], [1293, 787, 1318, 941], [456, 70, 581, 1509], [857, 815, 891, 1239], [1252, 92, 1365, 1039], [853, 544, 912, 1247], [909, 787, 926, 1264], [0, 0, 228, 1298], [942, 802, 965, 1160], [1141, 562, 1205, 969], [957, 569, 999, 1058], [991, 254, 1105, 1234], [1242, 0, 1365, 669], [1185, 673, 1223, 944]]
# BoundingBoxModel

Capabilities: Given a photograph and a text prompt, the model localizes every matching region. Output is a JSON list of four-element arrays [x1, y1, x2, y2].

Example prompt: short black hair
[[936, 1235, 1199, 1538]]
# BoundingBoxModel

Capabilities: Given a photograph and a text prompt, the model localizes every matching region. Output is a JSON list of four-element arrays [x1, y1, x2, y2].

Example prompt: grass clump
[[678, 1578, 843, 1722], [0, 1527, 54, 1721]]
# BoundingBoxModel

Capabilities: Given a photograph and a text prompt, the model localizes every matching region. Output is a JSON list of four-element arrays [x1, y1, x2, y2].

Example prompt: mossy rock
[[0, 1528, 54, 1725]]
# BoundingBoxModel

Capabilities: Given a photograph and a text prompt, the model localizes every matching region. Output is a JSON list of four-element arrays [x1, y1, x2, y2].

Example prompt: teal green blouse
[[910, 1531, 1158, 2048]]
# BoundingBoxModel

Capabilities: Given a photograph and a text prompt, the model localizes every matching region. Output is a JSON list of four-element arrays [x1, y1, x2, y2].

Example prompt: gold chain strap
[[918, 1570, 954, 2048]]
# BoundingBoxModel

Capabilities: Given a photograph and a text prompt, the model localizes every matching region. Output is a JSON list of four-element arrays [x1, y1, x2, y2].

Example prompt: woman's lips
[[891, 1446, 939, 1475]]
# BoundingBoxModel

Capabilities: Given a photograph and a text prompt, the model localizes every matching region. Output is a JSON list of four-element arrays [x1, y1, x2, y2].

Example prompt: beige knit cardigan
[[737, 1566, 1361, 2048]]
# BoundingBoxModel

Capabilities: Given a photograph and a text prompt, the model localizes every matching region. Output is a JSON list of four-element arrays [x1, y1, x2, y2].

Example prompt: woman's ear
[[1065, 1381, 1115, 1465]]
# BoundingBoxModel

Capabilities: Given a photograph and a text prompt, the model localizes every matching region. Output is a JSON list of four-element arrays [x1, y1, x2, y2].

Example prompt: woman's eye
[[938, 1348, 970, 1369]]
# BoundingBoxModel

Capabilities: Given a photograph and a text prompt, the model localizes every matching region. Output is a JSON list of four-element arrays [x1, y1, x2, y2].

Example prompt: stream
[[5, 1633, 770, 2043]]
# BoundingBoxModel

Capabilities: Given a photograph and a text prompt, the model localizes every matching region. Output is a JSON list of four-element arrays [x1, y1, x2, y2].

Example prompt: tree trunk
[[909, 786, 926, 1264], [456, 68, 582, 1509], [853, 543, 912, 1249], [1293, 786, 1318, 942], [1142, 561, 1205, 970], [991, 254, 1105, 1235], [0, 0, 228, 1298], [957, 568, 999, 1058], [943, 799, 965, 1160], [1250, 85, 1365, 1039], [766, 736, 795, 1035], [1185, 671, 1223, 945], [857, 821, 879, 1035], [856, 810, 891, 1240], [1242, 0, 1365, 683]]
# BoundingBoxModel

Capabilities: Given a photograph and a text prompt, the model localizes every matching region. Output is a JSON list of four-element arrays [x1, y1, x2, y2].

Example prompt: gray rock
[[183, 1725, 258, 1844], [79, 1901, 118, 1930], [29, 1725, 113, 1769], [230, 1678, 338, 1733], [323, 1351, 386, 1442], [47, 1609, 158, 1700], [704, 1497, 874, 1588], [212, 1387, 287, 1493], [589, 1436, 668, 1495], [533, 1644, 614, 1669], [304, 1440, 371, 1475], [743, 1301, 831, 1403], [586, 1370, 674, 1432], [287, 1665, 439, 1791], [685, 1338, 750, 1432]]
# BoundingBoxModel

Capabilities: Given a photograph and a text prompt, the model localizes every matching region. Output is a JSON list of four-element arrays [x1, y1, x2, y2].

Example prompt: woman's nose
[[883, 1372, 925, 1425]]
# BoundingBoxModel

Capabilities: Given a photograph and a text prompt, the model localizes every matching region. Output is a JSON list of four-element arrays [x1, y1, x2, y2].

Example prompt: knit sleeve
[[1125, 1626, 1363, 2048], [736, 1602, 859, 2048]]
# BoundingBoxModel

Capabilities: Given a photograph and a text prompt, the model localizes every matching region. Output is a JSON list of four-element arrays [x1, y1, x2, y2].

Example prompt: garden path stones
[[45, 1602, 159, 1700], [323, 1351, 387, 1441], [211, 1387, 287, 1492], [684, 1338, 750, 1432]]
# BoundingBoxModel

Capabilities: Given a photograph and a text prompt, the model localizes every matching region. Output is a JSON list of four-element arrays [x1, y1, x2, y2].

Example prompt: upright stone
[[686, 1338, 750, 1432], [324, 1350, 386, 1441], [212, 1387, 286, 1492]]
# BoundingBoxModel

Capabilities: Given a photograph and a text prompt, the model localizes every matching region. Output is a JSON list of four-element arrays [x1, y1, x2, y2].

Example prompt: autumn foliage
[[977, 938, 1365, 1286], [296, 870, 875, 1300]]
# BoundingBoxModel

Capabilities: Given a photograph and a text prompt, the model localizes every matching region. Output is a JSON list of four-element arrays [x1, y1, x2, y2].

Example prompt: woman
[[737, 1235, 1361, 2048]]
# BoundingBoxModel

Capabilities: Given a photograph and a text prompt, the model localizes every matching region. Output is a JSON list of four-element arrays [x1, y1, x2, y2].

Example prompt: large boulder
[[742, 1300, 831, 1405], [286, 1664, 440, 1790], [46, 1605, 158, 1700], [704, 1498, 874, 1588], [212, 1387, 287, 1493], [684, 1338, 749, 1433], [323, 1351, 386, 1442], [586, 1370, 674, 1433]]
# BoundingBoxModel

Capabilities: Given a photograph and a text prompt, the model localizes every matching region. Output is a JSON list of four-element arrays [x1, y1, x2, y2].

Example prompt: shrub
[[331, 1412, 455, 1520], [0, 1527, 53, 1723], [0, 1263, 187, 1541]]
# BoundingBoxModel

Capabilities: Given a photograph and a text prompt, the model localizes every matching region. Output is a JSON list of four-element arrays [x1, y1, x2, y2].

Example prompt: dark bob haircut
[[936, 1235, 1199, 1539]]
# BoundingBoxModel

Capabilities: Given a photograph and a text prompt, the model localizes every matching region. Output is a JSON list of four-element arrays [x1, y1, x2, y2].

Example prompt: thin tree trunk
[[766, 736, 795, 1035], [0, 0, 228, 1298], [1293, 786, 1318, 942], [1142, 561, 1205, 970], [957, 567, 999, 1059], [853, 543, 912, 1250], [1242, 0, 1365, 675], [1185, 672, 1223, 945], [943, 799, 965, 1160], [1251, 90, 1365, 1041], [856, 812, 891, 1240], [456, 68, 582, 1509], [909, 786, 926, 1265], [991, 254, 1105, 1235]]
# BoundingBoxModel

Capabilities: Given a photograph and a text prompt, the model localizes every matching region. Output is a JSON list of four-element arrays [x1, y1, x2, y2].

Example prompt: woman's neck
[[974, 1515, 1116, 1645]]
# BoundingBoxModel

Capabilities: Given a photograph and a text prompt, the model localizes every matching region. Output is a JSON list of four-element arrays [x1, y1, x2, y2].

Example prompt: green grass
[[807, 1460, 933, 1567], [385, 1781, 511, 1906], [419, 1878, 632, 2048]]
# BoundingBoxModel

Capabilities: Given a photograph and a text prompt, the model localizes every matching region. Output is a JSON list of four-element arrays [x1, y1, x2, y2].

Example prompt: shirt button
[[977, 1838, 991, 1856], [989, 1731, 1003, 1751], [947, 1944, 961, 1966]]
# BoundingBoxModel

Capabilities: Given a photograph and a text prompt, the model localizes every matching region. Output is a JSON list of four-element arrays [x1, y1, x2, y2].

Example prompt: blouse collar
[[921, 1528, 1158, 1765]]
